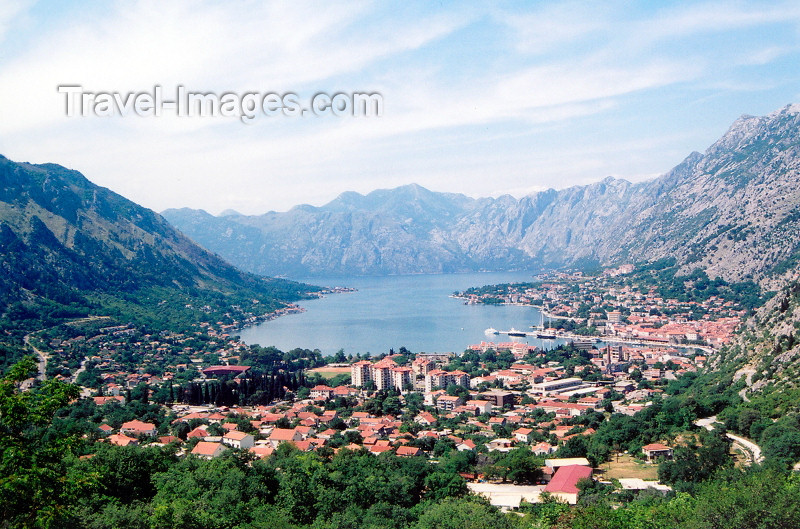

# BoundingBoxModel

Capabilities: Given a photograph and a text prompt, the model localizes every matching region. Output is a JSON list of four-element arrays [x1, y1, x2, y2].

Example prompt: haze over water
[[238, 272, 568, 356]]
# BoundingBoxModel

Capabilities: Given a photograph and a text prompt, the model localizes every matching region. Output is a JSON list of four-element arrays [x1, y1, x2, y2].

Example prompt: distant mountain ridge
[[163, 104, 800, 283], [0, 155, 314, 330]]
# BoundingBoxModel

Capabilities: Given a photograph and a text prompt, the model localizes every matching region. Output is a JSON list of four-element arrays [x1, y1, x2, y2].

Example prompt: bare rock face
[[164, 105, 800, 282]]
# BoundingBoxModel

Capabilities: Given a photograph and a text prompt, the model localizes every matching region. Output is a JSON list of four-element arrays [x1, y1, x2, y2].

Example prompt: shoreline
[[452, 295, 585, 322], [235, 286, 358, 334]]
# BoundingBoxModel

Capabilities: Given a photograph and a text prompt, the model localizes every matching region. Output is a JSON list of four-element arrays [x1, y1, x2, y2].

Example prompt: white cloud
[[1, 1, 799, 215], [0, 0, 32, 43]]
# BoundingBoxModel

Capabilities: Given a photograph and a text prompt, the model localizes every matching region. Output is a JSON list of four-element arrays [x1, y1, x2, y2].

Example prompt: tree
[[382, 396, 402, 416], [405, 392, 424, 416], [207, 422, 225, 437], [412, 497, 514, 529], [173, 421, 190, 440], [423, 472, 467, 501], [557, 435, 589, 459], [658, 432, 731, 492], [149, 453, 279, 529], [343, 430, 363, 445], [446, 384, 470, 399], [762, 428, 800, 469], [685, 469, 800, 529], [496, 446, 542, 484], [80, 444, 174, 505], [333, 349, 347, 363], [0, 357, 84, 527]]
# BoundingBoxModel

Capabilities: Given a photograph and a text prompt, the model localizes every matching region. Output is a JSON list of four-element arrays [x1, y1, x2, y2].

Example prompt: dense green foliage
[[5, 356, 800, 528], [633, 259, 768, 311], [0, 155, 321, 371]]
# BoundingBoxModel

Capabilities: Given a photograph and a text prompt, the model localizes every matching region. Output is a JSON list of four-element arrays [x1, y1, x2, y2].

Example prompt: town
[[44, 311, 720, 510], [15, 261, 761, 515], [455, 261, 756, 349]]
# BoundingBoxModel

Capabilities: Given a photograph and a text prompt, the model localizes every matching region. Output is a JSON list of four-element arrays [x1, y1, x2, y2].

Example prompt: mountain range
[[163, 104, 800, 284], [0, 155, 314, 332]]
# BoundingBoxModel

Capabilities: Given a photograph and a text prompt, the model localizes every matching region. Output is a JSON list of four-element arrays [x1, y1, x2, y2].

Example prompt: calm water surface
[[239, 272, 568, 355]]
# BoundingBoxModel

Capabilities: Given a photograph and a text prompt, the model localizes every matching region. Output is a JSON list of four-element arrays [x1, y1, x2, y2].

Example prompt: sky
[[0, 1, 799, 215]]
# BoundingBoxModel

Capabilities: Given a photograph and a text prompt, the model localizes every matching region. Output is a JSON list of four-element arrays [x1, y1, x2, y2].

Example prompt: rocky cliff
[[164, 104, 800, 282]]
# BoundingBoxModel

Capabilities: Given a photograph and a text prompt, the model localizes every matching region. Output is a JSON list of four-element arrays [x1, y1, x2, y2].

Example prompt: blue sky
[[0, 1, 799, 214]]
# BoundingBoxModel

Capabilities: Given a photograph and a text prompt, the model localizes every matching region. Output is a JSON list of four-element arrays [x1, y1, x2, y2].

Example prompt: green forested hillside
[[0, 155, 318, 365]]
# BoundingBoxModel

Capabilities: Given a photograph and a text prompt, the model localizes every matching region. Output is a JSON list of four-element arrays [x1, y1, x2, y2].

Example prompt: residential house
[[456, 439, 477, 452], [97, 424, 113, 436], [486, 438, 514, 452], [120, 420, 157, 437], [191, 441, 227, 459], [310, 385, 334, 400], [513, 427, 535, 444], [396, 446, 424, 457], [268, 428, 303, 448], [642, 443, 673, 462], [222, 430, 255, 450], [186, 426, 209, 439], [532, 442, 556, 456], [544, 465, 593, 505], [415, 412, 437, 427], [108, 433, 138, 447], [465, 399, 492, 415], [93, 396, 125, 406]]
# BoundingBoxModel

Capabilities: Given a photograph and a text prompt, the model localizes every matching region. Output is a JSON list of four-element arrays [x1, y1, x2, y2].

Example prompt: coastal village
[[23, 264, 744, 510], [66, 312, 713, 509], [457, 264, 748, 349]]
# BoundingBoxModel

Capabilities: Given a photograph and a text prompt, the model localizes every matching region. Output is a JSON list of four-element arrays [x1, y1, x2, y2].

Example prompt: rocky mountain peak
[[164, 104, 800, 281]]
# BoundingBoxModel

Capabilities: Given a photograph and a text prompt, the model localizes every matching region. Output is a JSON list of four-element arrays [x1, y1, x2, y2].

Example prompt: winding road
[[21, 332, 49, 388], [695, 415, 764, 464], [20, 316, 110, 389]]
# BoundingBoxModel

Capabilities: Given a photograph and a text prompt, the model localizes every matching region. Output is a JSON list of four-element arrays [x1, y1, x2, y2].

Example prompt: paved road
[[71, 358, 89, 383], [727, 432, 764, 464], [22, 333, 49, 385], [20, 316, 109, 389], [694, 416, 764, 464]]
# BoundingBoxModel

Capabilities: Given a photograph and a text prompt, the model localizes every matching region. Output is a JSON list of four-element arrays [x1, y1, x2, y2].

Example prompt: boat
[[484, 327, 499, 335], [533, 312, 556, 339], [507, 327, 527, 337], [537, 329, 557, 339]]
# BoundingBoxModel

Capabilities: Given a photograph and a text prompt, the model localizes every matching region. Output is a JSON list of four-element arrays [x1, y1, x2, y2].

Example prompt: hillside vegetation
[[0, 155, 318, 366]]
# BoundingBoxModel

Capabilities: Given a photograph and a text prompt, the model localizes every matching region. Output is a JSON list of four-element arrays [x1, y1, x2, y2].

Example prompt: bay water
[[238, 272, 567, 356]]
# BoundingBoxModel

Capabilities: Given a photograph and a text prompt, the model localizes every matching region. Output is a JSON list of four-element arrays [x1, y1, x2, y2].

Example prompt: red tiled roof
[[224, 430, 250, 441], [269, 428, 298, 440], [642, 443, 671, 451], [396, 446, 423, 456], [187, 426, 208, 438], [107, 433, 137, 446], [192, 441, 226, 456], [544, 465, 592, 494], [121, 420, 156, 432], [250, 445, 274, 459]]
